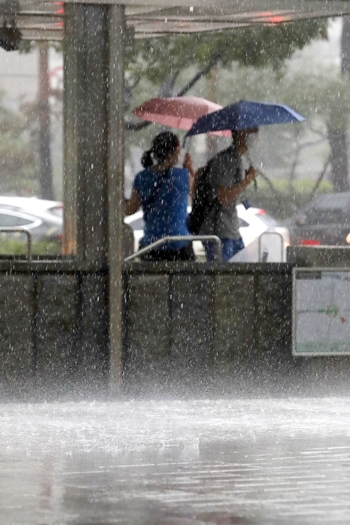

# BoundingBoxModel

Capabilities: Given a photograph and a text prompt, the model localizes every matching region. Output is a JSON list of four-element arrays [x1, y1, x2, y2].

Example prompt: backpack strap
[[187, 161, 219, 234]]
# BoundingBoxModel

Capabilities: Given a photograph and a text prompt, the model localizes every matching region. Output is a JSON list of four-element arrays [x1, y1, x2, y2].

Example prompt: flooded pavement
[[1, 398, 350, 524]]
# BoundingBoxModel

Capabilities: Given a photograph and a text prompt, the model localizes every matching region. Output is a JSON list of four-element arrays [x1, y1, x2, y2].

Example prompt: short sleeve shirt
[[134, 167, 190, 251], [200, 145, 243, 239]]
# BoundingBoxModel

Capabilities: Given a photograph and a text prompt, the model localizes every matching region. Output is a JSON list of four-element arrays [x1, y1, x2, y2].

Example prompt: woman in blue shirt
[[125, 132, 195, 261]]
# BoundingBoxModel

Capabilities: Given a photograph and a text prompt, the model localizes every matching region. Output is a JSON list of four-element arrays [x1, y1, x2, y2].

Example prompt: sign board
[[293, 268, 350, 356]]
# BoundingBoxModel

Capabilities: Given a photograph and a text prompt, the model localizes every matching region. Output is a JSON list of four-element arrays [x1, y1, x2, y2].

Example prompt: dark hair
[[141, 132, 179, 168], [231, 127, 259, 138], [141, 150, 153, 168]]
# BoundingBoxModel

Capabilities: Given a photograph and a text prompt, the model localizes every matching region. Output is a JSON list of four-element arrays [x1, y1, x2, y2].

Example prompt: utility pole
[[38, 43, 54, 200]]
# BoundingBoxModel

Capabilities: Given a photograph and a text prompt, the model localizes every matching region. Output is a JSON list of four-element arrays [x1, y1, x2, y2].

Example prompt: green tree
[[283, 67, 350, 193], [125, 19, 327, 123], [0, 92, 38, 194], [124, 19, 328, 183], [19, 41, 61, 200]]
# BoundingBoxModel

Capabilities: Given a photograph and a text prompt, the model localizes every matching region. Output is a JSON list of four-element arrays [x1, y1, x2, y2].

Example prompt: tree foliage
[[0, 93, 38, 194], [126, 20, 327, 87]]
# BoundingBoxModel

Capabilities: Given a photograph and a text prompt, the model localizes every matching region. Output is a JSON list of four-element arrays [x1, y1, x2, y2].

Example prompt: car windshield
[[48, 206, 63, 218], [0, 213, 34, 227], [305, 208, 347, 225], [238, 217, 249, 228], [128, 217, 145, 230]]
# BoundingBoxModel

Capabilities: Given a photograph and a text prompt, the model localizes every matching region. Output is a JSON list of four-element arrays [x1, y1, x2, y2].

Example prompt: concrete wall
[[124, 264, 286, 397], [1, 257, 350, 401], [123, 261, 350, 398], [0, 262, 108, 401]]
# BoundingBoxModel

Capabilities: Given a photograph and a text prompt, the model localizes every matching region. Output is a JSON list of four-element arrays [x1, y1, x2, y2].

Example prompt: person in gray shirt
[[200, 127, 259, 261]]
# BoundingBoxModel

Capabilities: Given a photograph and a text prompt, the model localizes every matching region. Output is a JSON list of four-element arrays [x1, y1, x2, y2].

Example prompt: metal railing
[[0, 229, 32, 261], [125, 235, 222, 262], [258, 231, 284, 262]]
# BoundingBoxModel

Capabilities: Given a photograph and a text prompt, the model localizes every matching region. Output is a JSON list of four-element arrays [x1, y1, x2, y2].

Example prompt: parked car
[[0, 202, 63, 245], [124, 205, 290, 262], [286, 192, 350, 246], [0, 196, 63, 220]]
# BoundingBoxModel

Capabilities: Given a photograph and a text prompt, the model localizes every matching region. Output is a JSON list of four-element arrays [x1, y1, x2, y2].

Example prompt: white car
[[0, 196, 63, 220], [124, 205, 290, 262], [0, 197, 63, 246], [230, 205, 290, 262]]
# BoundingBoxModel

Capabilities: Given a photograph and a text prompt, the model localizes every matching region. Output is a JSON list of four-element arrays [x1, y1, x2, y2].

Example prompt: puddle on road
[[1, 398, 350, 524]]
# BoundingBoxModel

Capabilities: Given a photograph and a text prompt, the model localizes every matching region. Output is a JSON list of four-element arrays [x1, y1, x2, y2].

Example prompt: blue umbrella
[[184, 100, 305, 139]]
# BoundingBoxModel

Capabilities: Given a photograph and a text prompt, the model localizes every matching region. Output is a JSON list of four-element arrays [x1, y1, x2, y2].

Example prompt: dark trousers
[[203, 237, 245, 261], [141, 242, 195, 262]]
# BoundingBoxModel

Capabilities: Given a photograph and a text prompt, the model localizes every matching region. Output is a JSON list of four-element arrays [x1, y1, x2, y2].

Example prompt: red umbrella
[[132, 96, 231, 137]]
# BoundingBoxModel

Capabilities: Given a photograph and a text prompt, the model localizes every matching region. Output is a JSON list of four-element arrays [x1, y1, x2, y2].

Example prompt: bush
[[0, 238, 61, 257]]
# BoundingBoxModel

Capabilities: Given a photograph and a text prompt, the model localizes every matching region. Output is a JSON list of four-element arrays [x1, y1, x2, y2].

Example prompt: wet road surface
[[1, 398, 350, 524]]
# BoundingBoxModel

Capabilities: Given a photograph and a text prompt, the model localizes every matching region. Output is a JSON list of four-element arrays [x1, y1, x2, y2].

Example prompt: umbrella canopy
[[185, 100, 306, 138], [132, 96, 231, 136]]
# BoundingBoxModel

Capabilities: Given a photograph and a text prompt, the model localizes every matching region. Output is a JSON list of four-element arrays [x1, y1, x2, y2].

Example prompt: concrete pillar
[[107, 5, 125, 395], [63, 3, 125, 393], [64, 3, 110, 265]]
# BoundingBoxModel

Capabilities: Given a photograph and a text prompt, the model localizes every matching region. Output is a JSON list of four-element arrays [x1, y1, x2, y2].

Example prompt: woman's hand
[[124, 187, 140, 216], [183, 153, 196, 197]]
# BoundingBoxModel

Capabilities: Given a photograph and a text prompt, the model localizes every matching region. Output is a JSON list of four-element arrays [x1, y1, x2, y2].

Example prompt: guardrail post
[[0, 229, 32, 260], [258, 231, 284, 262], [124, 235, 222, 262]]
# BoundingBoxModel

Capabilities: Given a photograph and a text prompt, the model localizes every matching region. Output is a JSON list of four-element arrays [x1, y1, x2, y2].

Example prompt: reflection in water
[[1, 398, 350, 524]]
